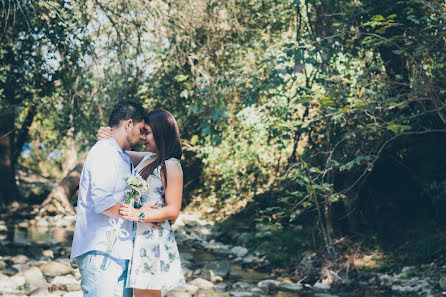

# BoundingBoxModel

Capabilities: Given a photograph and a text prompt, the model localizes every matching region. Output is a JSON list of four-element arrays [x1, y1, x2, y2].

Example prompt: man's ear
[[124, 119, 133, 131]]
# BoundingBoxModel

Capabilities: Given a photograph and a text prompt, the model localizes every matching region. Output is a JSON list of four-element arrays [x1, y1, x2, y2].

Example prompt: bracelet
[[138, 211, 146, 223]]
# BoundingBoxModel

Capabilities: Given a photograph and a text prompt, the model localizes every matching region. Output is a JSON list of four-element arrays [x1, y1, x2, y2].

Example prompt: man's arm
[[89, 146, 125, 217]]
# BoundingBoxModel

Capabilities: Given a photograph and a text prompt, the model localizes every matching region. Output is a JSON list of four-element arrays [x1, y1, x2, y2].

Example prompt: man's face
[[127, 120, 145, 150]]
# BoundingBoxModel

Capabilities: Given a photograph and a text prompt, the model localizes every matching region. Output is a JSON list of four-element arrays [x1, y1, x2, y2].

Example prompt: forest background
[[1, 0, 446, 278]]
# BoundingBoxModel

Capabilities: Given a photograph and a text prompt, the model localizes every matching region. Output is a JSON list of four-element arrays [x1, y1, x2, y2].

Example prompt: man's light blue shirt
[[71, 137, 134, 260]]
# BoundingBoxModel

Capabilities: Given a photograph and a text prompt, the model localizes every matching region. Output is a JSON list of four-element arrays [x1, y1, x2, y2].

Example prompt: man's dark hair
[[108, 99, 146, 128]]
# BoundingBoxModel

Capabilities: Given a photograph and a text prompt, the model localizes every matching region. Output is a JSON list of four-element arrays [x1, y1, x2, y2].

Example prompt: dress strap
[[166, 158, 182, 172]]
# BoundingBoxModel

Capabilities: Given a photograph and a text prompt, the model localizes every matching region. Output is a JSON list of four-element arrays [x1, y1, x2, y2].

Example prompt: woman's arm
[[120, 160, 183, 222], [127, 151, 151, 167]]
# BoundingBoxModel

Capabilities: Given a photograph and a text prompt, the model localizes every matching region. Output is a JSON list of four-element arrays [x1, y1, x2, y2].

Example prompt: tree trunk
[[39, 160, 84, 216], [0, 113, 20, 205]]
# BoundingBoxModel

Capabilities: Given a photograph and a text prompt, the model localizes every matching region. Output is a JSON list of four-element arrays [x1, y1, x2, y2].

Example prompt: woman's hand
[[120, 203, 162, 229], [119, 203, 139, 221], [97, 126, 112, 140]]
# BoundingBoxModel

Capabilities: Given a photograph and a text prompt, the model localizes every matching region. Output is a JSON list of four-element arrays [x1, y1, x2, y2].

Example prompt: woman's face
[[143, 123, 158, 153]]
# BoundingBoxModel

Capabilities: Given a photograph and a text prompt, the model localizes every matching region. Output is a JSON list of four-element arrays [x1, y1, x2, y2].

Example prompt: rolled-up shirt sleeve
[[88, 147, 122, 214]]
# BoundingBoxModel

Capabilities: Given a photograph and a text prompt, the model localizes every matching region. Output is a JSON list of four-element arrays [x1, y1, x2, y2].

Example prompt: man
[[71, 99, 146, 297]]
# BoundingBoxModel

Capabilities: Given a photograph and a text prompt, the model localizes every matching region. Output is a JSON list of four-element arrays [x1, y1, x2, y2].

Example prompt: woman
[[97, 109, 185, 297]]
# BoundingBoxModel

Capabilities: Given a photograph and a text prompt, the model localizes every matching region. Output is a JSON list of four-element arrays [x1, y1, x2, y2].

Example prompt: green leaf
[[174, 74, 189, 82]]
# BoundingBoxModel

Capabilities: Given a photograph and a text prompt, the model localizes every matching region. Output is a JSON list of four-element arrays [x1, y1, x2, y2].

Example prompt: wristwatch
[[138, 211, 146, 223]]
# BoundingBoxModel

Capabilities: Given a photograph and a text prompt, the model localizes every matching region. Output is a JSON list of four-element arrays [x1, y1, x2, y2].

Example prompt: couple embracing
[[70, 99, 185, 297]]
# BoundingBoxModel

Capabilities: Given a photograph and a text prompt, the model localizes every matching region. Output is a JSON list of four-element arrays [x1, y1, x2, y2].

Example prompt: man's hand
[[97, 126, 112, 140]]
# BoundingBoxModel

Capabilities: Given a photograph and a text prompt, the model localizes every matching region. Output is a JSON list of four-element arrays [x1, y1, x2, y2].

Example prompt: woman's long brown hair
[[139, 110, 182, 187]]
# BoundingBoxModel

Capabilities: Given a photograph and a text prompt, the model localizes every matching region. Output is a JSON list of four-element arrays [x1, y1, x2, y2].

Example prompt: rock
[[229, 291, 256, 297], [12, 263, 29, 272], [42, 250, 54, 259], [24, 267, 49, 291], [391, 285, 417, 293], [50, 275, 81, 291], [3, 266, 19, 276], [233, 282, 252, 290], [257, 279, 280, 292], [188, 278, 214, 290], [193, 268, 202, 276], [228, 269, 242, 280], [0, 272, 8, 282], [180, 253, 194, 261], [29, 287, 50, 296], [315, 294, 339, 297], [0, 260, 6, 270], [230, 246, 248, 258], [11, 254, 28, 264], [313, 282, 330, 290], [237, 233, 251, 245], [200, 269, 223, 282], [202, 261, 230, 278], [215, 282, 229, 291], [377, 273, 393, 285], [183, 284, 199, 295], [165, 288, 192, 297], [278, 283, 303, 292], [182, 267, 194, 280], [401, 266, 415, 273], [10, 274, 25, 288], [249, 287, 263, 294], [41, 261, 72, 277], [440, 277, 446, 290]]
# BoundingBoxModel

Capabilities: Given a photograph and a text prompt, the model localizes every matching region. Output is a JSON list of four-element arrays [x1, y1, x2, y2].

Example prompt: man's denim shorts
[[75, 250, 132, 297]]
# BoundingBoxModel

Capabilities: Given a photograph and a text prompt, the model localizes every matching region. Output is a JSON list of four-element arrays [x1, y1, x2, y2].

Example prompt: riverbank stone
[[188, 278, 214, 290], [10, 274, 25, 288], [24, 266, 48, 291], [202, 261, 230, 278], [11, 254, 28, 264], [278, 283, 303, 292], [40, 261, 72, 277], [50, 275, 81, 291], [3, 266, 19, 276], [313, 282, 330, 290], [257, 279, 280, 293], [230, 246, 248, 258], [440, 277, 446, 290]]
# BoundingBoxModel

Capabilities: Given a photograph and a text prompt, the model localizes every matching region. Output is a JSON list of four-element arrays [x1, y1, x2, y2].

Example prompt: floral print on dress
[[126, 154, 185, 290]]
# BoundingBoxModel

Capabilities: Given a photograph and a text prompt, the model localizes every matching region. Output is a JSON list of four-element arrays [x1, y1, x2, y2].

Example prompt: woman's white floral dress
[[126, 153, 185, 290]]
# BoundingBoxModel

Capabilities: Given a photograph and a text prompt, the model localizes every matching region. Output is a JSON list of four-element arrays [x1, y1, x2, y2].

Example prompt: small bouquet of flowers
[[122, 173, 149, 205], [100, 173, 149, 269]]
